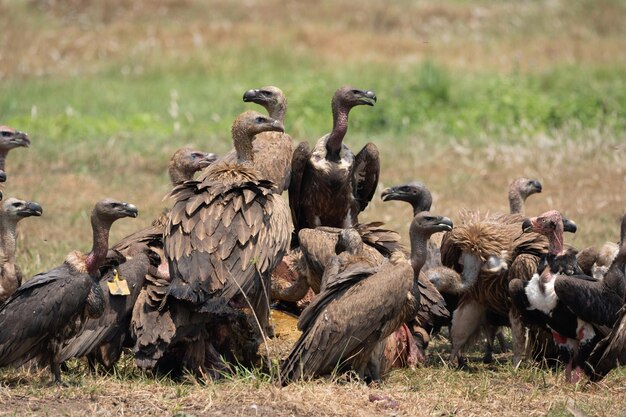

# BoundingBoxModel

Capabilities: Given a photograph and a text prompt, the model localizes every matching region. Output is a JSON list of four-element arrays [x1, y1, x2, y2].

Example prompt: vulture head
[[231, 111, 284, 163], [335, 228, 363, 255], [243, 86, 287, 122], [1, 197, 43, 221], [381, 181, 433, 214], [169, 147, 217, 185], [92, 199, 138, 226], [522, 210, 564, 255], [0, 125, 30, 150], [333, 86, 377, 110], [510, 177, 542, 199], [410, 212, 453, 237]]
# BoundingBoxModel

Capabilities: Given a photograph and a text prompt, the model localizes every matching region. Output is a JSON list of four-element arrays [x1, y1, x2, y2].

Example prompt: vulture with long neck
[[0, 125, 30, 174], [280, 213, 453, 384], [0, 199, 138, 383], [0, 198, 43, 304], [221, 86, 293, 194], [162, 111, 290, 374], [289, 86, 379, 239], [509, 210, 608, 382], [508, 177, 542, 215]]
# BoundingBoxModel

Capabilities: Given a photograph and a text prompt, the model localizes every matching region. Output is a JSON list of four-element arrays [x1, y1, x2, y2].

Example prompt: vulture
[[289, 86, 379, 239], [221, 86, 293, 194], [0, 199, 138, 383], [508, 177, 542, 215], [508, 210, 611, 382], [585, 214, 626, 381], [163, 111, 290, 373], [0, 125, 30, 173], [281, 213, 453, 384], [56, 147, 216, 371], [0, 198, 43, 304]]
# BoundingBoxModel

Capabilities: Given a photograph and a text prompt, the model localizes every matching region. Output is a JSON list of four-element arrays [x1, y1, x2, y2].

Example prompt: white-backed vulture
[[508, 177, 542, 215], [289, 86, 379, 240], [221, 86, 293, 194], [0, 199, 138, 383], [0, 198, 43, 303], [0, 125, 30, 174], [162, 111, 290, 374], [280, 213, 453, 384]]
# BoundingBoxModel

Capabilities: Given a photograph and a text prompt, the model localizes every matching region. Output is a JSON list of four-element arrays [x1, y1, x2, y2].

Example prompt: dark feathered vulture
[[281, 212, 453, 383], [0, 125, 30, 173], [0, 199, 138, 383], [221, 86, 293, 194], [508, 210, 605, 382], [289, 86, 379, 239], [0, 198, 43, 304], [163, 111, 290, 372]]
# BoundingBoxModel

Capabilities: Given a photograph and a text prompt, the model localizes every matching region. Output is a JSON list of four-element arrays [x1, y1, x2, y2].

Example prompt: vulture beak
[[562, 217, 577, 233], [531, 180, 542, 193], [522, 218, 534, 233], [0, 190, 3, 201], [21, 201, 43, 217], [358, 90, 377, 106], [122, 203, 139, 218], [242, 89, 259, 102], [199, 152, 218, 168], [381, 186, 400, 202], [271, 120, 285, 133], [0, 170, 6, 183], [437, 216, 454, 231], [14, 130, 31, 147]]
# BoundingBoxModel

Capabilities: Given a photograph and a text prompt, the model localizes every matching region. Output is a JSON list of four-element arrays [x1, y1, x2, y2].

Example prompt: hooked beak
[[199, 152, 218, 168], [359, 90, 377, 106], [122, 203, 139, 218], [437, 216, 454, 231], [381, 186, 400, 202], [0, 170, 6, 183], [13, 131, 31, 147], [562, 217, 577, 233], [21, 201, 43, 217], [522, 218, 534, 233], [531, 180, 542, 193], [243, 89, 259, 102]]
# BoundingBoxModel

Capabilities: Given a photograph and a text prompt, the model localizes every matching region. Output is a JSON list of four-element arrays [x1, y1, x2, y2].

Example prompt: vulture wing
[[416, 272, 449, 327], [586, 305, 626, 381], [164, 172, 290, 316], [351, 143, 380, 214], [0, 264, 92, 367], [288, 141, 311, 232]]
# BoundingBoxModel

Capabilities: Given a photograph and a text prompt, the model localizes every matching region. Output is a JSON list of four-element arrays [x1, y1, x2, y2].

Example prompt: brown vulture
[[0, 199, 138, 383], [281, 213, 453, 384], [0, 125, 30, 173], [162, 111, 290, 374], [221, 86, 293, 194], [289, 86, 379, 241], [0, 198, 43, 304]]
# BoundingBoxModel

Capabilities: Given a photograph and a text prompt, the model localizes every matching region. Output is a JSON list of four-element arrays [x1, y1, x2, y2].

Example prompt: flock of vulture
[[0, 85, 624, 387]]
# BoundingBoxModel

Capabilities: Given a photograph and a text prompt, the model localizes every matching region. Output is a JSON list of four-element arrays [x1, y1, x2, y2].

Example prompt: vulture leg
[[509, 309, 527, 367], [351, 143, 380, 215], [482, 325, 499, 364], [450, 300, 485, 368]]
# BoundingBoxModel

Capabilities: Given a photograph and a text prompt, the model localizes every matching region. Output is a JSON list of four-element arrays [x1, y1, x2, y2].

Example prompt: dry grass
[[0, 1, 625, 416]]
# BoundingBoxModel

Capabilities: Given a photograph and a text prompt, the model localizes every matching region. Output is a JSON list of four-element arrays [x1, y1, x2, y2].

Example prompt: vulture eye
[[351, 89, 361, 95], [12, 202, 22, 208], [1, 131, 11, 137], [191, 152, 203, 159], [255, 117, 265, 123]]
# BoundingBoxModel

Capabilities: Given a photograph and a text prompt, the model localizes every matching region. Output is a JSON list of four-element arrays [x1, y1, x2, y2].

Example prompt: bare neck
[[168, 167, 192, 186], [547, 229, 564, 255], [232, 129, 255, 164], [409, 230, 430, 281], [85, 216, 112, 277], [0, 217, 18, 265], [0, 150, 7, 171], [267, 104, 286, 124], [508, 189, 524, 214], [326, 103, 349, 154]]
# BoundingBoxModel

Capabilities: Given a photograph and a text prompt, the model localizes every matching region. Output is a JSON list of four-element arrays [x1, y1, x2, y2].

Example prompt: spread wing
[[351, 143, 380, 213], [0, 265, 91, 367], [288, 141, 311, 233], [164, 172, 290, 317]]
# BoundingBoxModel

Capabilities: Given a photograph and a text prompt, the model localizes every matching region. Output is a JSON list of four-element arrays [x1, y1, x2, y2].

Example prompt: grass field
[[1, 0, 625, 415]]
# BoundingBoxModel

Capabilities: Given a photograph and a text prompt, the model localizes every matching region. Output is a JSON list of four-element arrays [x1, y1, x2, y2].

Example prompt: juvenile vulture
[[281, 213, 453, 383], [509, 210, 604, 382], [0, 198, 43, 303], [0, 199, 138, 383], [163, 111, 290, 371], [0, 125, 30, 173], [221, 86, 293, 194], [289, 86, 379, 239]]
